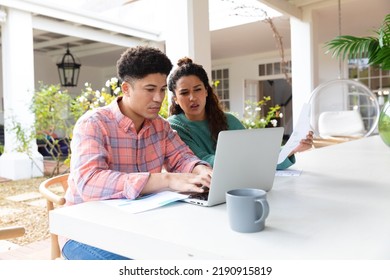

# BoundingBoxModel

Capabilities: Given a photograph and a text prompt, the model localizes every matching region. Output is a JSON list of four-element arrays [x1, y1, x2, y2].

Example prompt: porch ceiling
[[2, 0, 389, 67]]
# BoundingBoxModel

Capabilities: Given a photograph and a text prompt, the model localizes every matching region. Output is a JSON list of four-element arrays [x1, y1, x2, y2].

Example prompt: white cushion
[[318, 110, 365, 138]]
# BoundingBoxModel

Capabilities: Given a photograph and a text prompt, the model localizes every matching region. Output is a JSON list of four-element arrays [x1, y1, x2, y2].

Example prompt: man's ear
[[121, 82, 131, 96]]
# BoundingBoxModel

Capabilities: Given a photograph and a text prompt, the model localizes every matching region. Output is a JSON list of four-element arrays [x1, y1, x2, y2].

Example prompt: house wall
[[33, 53, 114, 98], [317, 43, 348, 85], [212, 50, 289, 117]]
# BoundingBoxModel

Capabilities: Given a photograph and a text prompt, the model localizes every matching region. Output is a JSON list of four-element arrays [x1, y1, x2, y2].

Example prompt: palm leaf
[[325, 13, 390, 70], [325, 35, 379, 60], [379, 14, 390, 47], [370, 46, 390, 70]]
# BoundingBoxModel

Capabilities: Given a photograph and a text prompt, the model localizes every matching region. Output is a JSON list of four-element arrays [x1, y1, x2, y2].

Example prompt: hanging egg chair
[[308, 79, 380, 146]]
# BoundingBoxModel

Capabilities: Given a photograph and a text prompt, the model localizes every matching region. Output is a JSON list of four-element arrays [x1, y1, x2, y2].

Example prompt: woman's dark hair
[[168, 57, 228, 144]]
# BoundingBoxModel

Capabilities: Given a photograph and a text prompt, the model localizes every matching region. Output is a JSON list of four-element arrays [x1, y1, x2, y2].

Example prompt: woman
[[167, 57, 313, 169]]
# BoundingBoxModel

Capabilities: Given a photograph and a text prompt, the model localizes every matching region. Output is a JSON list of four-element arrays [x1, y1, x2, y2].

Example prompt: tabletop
[[50, 135, 390, 259]]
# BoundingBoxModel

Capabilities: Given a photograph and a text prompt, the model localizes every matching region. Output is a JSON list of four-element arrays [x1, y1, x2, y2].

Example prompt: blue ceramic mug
[[226, 188, 269, 233]]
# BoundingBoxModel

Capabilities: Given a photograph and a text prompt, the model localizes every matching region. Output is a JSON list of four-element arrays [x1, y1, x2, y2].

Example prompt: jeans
[[62, 239, 131, 260]]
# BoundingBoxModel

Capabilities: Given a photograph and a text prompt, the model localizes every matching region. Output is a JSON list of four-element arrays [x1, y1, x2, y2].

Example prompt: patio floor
[[0, 238, 50, 260], [0, 160, 68, 260], [0, 159, 69, 182]]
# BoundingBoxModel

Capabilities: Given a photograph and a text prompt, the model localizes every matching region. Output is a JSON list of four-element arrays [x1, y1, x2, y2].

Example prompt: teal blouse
[[168, 112, 295, 170]]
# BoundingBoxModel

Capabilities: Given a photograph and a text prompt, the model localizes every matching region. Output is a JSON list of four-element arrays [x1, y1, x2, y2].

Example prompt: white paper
[[102, 191, 189, 214], [278, 103, 311, 164], [275, 169, 302, 176]]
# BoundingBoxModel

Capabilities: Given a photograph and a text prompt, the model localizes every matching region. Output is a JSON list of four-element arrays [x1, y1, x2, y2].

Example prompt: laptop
[[183, 127, 284, 207]]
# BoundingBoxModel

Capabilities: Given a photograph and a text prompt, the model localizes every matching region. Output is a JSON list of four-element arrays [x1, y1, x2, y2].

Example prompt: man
[[63, 46, 212, 260]]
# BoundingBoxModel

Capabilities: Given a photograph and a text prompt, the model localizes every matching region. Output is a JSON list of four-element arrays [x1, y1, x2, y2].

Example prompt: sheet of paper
[[275, 169, 302, 176], [102, 191, 189, 214], [278, 103, 311, 164]]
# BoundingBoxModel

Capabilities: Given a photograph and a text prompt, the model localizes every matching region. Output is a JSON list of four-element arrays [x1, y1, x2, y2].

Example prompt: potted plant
[[241, 96, 282, 129], [325, 13, 390, 147]]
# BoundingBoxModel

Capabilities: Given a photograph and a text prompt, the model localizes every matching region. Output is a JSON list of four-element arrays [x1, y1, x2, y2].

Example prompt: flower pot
[[378, 100, 390, 147]]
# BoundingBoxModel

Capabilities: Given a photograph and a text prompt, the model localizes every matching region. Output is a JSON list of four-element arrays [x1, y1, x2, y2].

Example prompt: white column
[[0, 8, 43, 180], [290, 9, 319, 128], [165, 0, 211, 76]]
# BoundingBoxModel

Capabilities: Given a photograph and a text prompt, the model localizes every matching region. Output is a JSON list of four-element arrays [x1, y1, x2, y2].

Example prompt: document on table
[[102, 191, 189, 214], [275, 169, 302, 176], [278, 103, 311, 164]]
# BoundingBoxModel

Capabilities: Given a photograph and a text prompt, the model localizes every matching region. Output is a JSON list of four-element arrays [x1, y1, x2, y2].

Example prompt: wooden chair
[[39, 173, 69, 260], [0, 226, 25, 240], [312, 136, 362, 148]]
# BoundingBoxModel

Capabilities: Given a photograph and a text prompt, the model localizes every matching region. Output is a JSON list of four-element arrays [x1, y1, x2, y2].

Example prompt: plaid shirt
[[66, 97, 204, 205]]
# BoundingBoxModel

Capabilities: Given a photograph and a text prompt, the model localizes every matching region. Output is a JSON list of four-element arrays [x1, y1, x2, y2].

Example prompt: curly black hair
[[116, 46, 173, 82], [168, 57, 228, 145]]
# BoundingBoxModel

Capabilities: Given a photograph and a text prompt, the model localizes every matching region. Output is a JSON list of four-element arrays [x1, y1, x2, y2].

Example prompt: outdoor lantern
[[57, 45, 81, 87]]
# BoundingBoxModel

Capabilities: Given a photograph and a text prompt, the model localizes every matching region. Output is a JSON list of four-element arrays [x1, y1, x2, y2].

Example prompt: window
[[347, 58, 389, 129], [258, 61, 291, 76], [348, 58, 390, 92], [212, 68, 230, 111], [348, 57, 390, 107]]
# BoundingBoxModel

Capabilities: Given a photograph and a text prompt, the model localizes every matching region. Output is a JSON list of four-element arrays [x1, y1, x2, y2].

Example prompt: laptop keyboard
[[188, 192, 209, 201]]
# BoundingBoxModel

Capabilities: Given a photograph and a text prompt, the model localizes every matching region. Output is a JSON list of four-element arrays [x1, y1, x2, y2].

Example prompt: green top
[[168, 112, 295, 170]]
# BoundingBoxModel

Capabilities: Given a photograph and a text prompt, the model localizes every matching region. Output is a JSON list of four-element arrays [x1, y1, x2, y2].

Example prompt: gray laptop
[[183, 127, 284, 207]]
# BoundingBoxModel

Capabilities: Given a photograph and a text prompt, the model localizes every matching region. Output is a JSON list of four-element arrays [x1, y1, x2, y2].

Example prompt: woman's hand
[[290, 131, 314, 155]]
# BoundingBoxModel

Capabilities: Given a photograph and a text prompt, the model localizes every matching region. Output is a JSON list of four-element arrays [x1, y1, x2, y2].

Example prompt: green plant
[[71, 81, 119, 121], [212, 80, 220, 88], [158, 94, 169, 119], [10, 120, 35, 154], [5, 84, 72, 176], [7, 119, 45, 174], [102, 77, 169, 119], [212, 79, 281, 129], [325, 14, 390, 70], [241, 96, 281, 129], [32, 83, 74, 176]]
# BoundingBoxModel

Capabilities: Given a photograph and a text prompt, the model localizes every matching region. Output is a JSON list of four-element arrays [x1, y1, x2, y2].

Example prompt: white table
[[50, 135, 390, 259]]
